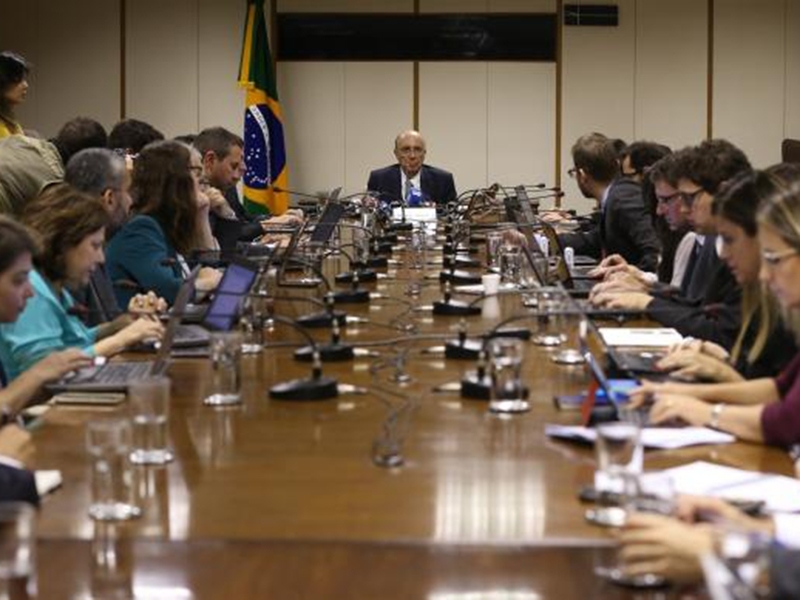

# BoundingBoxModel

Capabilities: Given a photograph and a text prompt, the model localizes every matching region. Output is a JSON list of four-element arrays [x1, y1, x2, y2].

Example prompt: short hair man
[[66, 148, 163, 325], [592, 139, 752, 348], [108, 119, 164, 155], [367, 130, 457, 208], [193, 127, 302, 250], [559, 132, 661, 271], [0, 116, 108, 215]]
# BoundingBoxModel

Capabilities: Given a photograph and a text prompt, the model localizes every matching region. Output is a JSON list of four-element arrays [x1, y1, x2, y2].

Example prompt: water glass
[[451, 220, 470, 249], [86, 419, 141, 520], [238, 298, 264, 354], [0, 503, 37, 598], [128, 377, 174, 465], [485, 232, 503, 270], [204, 332, 243, 406], [489, 338, 529, 413], [499, 244, 522, 285], [409, 226, 428, 270]]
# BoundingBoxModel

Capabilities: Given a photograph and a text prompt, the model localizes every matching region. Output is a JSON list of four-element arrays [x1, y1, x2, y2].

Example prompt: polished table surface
[[28, 231, 794, 598]]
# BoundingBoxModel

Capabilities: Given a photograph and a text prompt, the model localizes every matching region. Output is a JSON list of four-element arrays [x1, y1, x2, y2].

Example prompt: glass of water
[[485, 231, 503, 270], [488, 337, 529, 413], [86, 419, 141, 520], [0, 502, 37, 598], [128, 376, 173, 465], [204, 332, 243, 406], [499, 244, 522, 285]]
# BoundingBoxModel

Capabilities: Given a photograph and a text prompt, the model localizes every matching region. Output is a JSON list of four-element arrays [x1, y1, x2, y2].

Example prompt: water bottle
[[564, 246, 575, 271]]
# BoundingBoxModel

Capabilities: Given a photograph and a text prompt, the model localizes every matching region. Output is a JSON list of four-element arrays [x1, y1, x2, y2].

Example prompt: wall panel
[[786, 0, 800, 140], [198, 0, 247, 135], [420, 0, 555, 11], [634, 0, 706, 149], [713, 0, 785, 166], [560, 0, 636, 210], [277, 62, 345, 195], [278, 0, 412, 12], [343, 63, 413, 193], [0, 1, 40, 131], [126, 0, 199, 138], [419, 63, 488, 193], [487, 63, 556, 188]]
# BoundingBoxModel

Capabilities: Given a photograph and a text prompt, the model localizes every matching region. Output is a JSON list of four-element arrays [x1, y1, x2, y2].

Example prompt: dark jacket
[[647, 237, 742, 349], [558, 178, 661, 271], [367, 164, 457, 207], [0, 463, 39, 505]]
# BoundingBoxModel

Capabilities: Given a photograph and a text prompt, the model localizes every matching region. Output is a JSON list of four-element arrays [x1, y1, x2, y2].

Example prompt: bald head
[[394, 130, 427, 178]]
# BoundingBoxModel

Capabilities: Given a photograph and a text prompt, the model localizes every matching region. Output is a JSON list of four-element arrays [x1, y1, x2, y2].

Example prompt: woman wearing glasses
[[105, 140, 221, 307], [633, 166, 800, 448]]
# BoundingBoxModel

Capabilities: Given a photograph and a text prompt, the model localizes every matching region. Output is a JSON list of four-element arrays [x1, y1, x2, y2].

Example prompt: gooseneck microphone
[[268, 315, 339, 401]]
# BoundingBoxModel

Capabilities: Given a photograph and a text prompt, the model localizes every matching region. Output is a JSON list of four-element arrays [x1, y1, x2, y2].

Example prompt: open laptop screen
[[204, 260, 259, 331]]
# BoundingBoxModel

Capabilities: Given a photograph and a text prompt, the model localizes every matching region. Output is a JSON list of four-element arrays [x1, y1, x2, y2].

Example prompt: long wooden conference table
[[28, 229, 793, 599]]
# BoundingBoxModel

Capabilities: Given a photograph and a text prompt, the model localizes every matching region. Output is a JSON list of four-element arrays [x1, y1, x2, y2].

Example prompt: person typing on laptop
[[0, 186, 163, 381], [626, 169, 800, 449]]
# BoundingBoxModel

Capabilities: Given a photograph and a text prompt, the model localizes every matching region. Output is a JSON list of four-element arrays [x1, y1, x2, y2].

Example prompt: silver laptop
[[48, 267, 199, 393]]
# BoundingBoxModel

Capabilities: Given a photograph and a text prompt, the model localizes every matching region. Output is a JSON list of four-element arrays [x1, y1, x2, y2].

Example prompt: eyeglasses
[[567, 167, 578, 179], [762, 248, 798, 267], [655, 192, 681, 205], [189, 166, 203, 178], [679, 188, 704, 206]]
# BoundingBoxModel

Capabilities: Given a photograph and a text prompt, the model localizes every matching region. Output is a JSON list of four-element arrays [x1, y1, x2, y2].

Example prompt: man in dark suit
[[0, 425, 38, 505], [590, 139, 752, 349], [559, 132, 661, 271], [367, 130, 457, 208]]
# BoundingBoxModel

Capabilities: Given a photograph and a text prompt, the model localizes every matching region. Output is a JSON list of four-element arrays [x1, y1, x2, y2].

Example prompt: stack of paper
[[545, 424, 735, 449], [661, 461, 800, 513]]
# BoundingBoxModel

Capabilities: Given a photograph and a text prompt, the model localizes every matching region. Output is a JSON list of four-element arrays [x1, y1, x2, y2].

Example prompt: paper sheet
[[598, 327, 683, 347], [661, 461, 800, 513], [544, 424, 735, 449], [34, 470, 62, 497]]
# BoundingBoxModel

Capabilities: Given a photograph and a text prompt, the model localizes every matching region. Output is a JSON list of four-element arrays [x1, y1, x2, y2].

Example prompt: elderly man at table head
[[367, 130, 457, 208]]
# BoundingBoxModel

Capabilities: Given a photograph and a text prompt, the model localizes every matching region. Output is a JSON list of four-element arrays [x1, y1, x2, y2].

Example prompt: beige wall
[[1, 0, 798, 194]]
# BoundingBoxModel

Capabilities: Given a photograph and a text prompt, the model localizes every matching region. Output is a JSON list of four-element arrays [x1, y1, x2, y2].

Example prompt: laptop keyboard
[[69, 361, 153, 384]]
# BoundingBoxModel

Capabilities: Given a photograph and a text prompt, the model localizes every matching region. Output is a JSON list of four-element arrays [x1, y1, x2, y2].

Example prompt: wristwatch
[[709, 403, 726, 429]]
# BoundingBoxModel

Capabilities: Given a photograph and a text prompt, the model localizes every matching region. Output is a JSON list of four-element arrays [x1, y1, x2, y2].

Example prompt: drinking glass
[[86, 419, 141, 520], [204, 332, 243, 406], [488, 338, 529, 413], [499, 244, 522, 285], [128, 377, 173, 465], [485, 231, 503, 270], [0, 502, 37, 598]]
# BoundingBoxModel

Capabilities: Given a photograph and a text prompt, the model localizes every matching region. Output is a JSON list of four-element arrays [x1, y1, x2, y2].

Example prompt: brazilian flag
[[238, 0, 289, 215]]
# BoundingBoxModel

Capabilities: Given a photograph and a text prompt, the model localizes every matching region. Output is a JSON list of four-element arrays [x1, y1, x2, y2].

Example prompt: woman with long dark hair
[[0, 52, 29, 139], [106, 140, 221, 306]]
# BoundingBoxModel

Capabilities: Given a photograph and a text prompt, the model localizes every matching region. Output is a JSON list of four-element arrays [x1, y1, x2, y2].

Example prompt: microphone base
[[336, 270, 378, 284], [439, 270, 482, 286], [296, 310, 347, 329], [433, 300, 481, 316], [445, 338, 483, 360], [269, 376, 339, 401], [333, 289, 371, 304], [294, 344, 355, 362]]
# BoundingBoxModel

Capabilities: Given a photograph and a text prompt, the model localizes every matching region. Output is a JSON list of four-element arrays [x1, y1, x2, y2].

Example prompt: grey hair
[[64, 147, 126, 197]]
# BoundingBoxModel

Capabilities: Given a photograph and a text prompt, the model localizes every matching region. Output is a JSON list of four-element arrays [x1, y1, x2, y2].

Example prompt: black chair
[[782, 139, 800, 164]]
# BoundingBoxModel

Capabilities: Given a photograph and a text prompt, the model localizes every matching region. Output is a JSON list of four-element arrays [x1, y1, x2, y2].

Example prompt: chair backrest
[[782, 139, 800, 164]]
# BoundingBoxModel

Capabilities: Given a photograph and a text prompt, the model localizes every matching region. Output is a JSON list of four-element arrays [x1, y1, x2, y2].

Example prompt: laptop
[[48, 267, 200, 393], [537, 221, 598, 295], [170, 258, 261, 346]]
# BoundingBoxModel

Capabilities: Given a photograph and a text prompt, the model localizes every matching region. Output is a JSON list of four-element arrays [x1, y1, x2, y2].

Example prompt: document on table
[[660, 461, 800, 513], [34, 470, 62, 497], [598, 327, 683, 347], [544, 424, 735, 449]]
